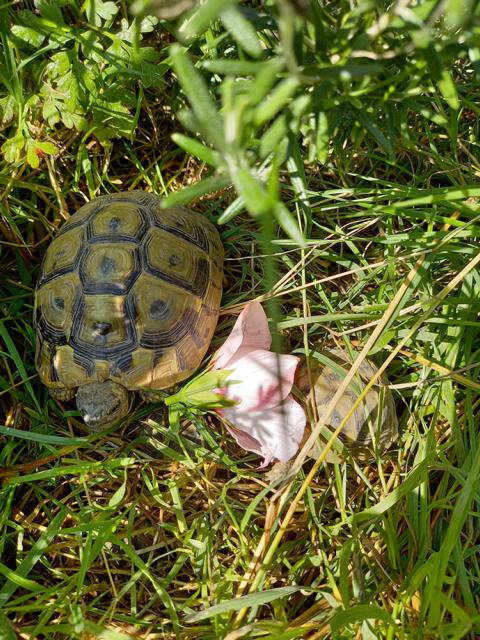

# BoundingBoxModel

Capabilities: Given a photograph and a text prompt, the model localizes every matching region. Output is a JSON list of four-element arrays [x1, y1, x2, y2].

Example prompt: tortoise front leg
[[49, 386, 76, 402]]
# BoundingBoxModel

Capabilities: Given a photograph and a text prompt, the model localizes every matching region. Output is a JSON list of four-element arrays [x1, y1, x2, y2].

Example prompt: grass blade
[[220, 6, 263, 59], [160, 175, 231, 207], [170, 44, 225, 150], [178, 0, 235, 40], [185, 586, 300, 622], [0, 510, 65, 605], [0, 320, 41, 413], [171, 133, 220, 167]]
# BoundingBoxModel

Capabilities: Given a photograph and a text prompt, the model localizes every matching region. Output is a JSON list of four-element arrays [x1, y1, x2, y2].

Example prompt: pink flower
[[211, 302, 306, 466]]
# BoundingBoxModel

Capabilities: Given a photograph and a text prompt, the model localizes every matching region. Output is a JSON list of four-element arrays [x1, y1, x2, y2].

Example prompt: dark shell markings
[[34, 191, 224, 427]]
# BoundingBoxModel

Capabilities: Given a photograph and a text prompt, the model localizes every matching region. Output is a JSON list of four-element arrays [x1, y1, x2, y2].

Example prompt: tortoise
[[296, 349, 398, 462], [34, 191, 224, 430]]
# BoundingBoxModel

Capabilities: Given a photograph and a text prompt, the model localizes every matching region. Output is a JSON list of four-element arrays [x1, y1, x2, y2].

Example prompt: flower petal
[[223, 350, 300, 411], [212, 301, 271, 370], [220, 396, 306, 464], [223, 425, 264, 457]]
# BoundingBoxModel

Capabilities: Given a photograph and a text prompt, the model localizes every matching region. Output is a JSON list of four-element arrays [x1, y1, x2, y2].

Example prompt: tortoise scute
[[144, 227, 210, 298], [39, 226, 84, 285], [140, 307, 199, 350], [150, 205, 214, 253], [298, 349, 398, 462], [34, 191, 224, 402], [79, 243, 140, 295], [87, 202, 148, 241]]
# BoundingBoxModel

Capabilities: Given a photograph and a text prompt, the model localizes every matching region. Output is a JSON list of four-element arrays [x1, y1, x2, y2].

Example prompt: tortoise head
[[76, 381, 130, 430]]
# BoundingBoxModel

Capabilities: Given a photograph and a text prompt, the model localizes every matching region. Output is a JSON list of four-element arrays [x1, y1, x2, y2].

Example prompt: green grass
[[1, 0, 480, 638]]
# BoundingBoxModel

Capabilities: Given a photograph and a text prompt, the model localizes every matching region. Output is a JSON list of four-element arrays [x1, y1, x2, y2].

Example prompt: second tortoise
[[296, 349, 398, 462]]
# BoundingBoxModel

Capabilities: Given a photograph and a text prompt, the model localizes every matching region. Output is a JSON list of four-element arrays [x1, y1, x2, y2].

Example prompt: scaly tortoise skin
[[34, 191, 224, 429], [297, 349, 398, 461]]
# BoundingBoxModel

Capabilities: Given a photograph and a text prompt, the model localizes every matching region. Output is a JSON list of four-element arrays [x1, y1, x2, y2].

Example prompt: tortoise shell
[[296, 349, 398, 461], [34, 191, 224, 400]]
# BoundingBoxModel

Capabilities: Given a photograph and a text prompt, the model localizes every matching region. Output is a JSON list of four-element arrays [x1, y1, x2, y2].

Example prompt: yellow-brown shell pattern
[[296, 349, 398, 460], [34, 191, 224, 393]]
